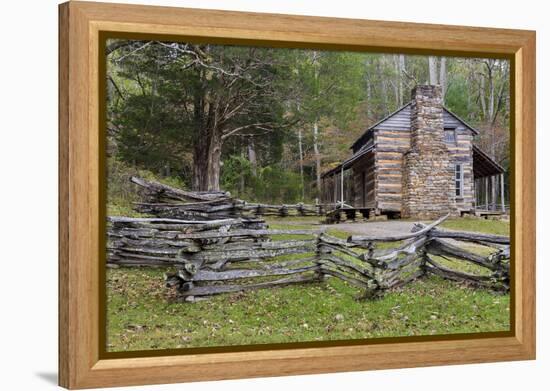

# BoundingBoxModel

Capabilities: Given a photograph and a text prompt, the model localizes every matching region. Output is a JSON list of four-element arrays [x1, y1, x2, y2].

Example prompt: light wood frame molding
[[58, 1, 536, 388]]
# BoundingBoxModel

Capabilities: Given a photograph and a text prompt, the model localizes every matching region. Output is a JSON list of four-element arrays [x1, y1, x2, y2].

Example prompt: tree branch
[[221, 122, 276, 140], [114, 41, 153, 63]]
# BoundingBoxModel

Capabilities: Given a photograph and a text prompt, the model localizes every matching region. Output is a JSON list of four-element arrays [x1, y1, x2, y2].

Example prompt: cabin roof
[[473, 144, 505, 178], [350, 101, 480, 151], [321, 145, 374, 178], [351, 103, 411, 151], [442, 106, 480, 136]]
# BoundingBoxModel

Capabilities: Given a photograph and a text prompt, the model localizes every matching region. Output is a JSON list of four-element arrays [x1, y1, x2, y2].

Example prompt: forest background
[[106, 40, 510, 207]]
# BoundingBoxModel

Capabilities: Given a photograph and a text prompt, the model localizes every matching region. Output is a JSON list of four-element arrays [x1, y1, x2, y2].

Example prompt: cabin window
[[455, 164, 464, 197], [444, 128, 457, 143]]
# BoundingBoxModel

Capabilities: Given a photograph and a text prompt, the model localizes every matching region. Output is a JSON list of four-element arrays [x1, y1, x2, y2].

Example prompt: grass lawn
[[106, 216, 510, 352], [440, 217, 509, 236]]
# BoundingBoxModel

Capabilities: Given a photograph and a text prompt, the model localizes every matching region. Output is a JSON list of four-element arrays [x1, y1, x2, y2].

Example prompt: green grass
[[432, 218, 509, 275], [106, 158, 188, 217], [106, 268, 509, 351], [107, 197, 147, 217], [265, 216, 324, 225], [440, 217, 509, 236], [106, 216, 510, 352]]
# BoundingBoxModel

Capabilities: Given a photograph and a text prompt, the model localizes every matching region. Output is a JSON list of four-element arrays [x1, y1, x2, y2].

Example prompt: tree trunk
[[192, 73, 207, 191], [366, 77, 373, 119], [439, 57, 447, 102], [365, 57, 373, 120], [487, 62, 495, 121], [239, 148, 245, 194], [192, 133, 208, 191], [486, 62, 496, 159], [311, 51, 322, 197], [192, 126, 223, 191], [207, 131, 222, 191], [378, 60, 389, 115], [428, 56, 438, 85], [479, 72, 487, 120], [247, 136, 257, 176], [398, 54, 405, 106], [393, 55, 400, 106], [313, 121, 321, 196], [191, 69, 223, 192], [298, 128, 305, 201]]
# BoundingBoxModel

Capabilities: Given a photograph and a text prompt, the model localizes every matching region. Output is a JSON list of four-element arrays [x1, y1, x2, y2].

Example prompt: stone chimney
[[401, 85, 455, 219]]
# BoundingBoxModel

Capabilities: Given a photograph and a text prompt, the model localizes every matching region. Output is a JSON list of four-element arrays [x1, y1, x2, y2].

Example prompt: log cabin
[[321, 85, 506, 219]]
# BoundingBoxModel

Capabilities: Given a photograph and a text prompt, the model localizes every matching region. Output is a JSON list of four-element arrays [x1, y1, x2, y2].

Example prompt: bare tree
[[378, 58, 390, 115], [398, 54, 405, 105], [428, 56, 438, 84], [297, 128, 305, 201], [439, 57, 447, 102], [311, 51, 323, 195]]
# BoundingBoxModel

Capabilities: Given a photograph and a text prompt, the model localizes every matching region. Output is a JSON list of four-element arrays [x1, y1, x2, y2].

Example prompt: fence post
[[314, 232, 324, 281]]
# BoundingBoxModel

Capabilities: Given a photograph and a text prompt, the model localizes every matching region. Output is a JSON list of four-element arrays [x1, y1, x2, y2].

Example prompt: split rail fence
[[107, 214, 510, 302], [131, 176, 332, 218]]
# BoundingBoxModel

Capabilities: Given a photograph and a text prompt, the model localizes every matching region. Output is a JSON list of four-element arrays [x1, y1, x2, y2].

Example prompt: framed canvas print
[[58, 1, 536, 389]]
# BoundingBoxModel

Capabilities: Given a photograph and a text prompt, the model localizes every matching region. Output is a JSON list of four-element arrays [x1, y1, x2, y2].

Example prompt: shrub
[[221, 156, 303, 204], [106, 158, 186, 216]]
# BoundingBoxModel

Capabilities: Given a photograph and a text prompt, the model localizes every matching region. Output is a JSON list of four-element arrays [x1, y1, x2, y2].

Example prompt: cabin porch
[[472, 145, 508, 218], [321, 146, 374, 201]]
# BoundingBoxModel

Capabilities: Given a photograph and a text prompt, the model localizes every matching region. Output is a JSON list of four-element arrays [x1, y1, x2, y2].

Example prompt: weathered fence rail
[[130, 176, 332, 218], [107, 214, 510, 301], [107, 216, 269, 267]]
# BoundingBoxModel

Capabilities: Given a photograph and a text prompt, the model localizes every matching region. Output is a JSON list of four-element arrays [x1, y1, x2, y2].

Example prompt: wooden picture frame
[[59, 1, 536, 388]]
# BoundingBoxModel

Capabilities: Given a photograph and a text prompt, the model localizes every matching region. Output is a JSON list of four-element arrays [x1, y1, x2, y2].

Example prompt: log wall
[[373, 127, 410, 212], [443, 112, 475, 212], [351, 153, 376, 208]]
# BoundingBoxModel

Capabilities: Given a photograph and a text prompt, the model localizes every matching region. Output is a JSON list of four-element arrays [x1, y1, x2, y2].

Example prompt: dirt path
[[274, 218, 421, 237], [268, 219, 429, 236], [321, 220, 419, 236]]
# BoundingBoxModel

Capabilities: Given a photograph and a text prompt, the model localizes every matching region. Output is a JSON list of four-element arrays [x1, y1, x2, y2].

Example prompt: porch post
[[491, 175, 498, 210], [500, 173, 505, 212], [340, 165, 344, 206], [483, 176, 489, 210], [473, 178, 477, 209], [333, 174, 337, 204]]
